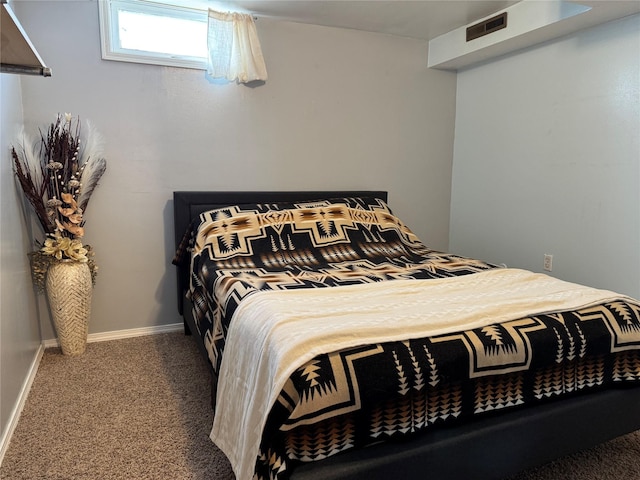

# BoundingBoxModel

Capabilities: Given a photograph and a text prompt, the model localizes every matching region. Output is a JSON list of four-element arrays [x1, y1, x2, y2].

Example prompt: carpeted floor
[[0, 333, 233, 480], [1, 332, 639, 479]]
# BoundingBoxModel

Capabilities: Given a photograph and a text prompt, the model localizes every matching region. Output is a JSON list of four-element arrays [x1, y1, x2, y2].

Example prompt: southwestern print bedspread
[[181, 197, 640, 480], [185, 196, 498, 373]]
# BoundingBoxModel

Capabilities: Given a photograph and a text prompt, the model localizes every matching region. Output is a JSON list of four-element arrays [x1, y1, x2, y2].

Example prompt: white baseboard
[[42, 322, 184, 348], [0, 343, 44, 466], [1, 323, 185, 466]]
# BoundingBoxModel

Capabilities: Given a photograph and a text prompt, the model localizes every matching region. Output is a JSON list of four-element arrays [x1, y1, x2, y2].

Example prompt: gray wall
[[0, 72, 41, 451], [450, 14, 640, 298], [14, 2, 458, 338]]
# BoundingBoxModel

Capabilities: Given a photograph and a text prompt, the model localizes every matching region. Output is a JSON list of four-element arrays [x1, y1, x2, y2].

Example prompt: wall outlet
[[543, 254, 553, 272]]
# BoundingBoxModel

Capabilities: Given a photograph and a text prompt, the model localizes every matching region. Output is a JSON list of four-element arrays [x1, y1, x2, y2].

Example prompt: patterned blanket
[[212, 269, 640, 480], [180, 197, 640, 480]]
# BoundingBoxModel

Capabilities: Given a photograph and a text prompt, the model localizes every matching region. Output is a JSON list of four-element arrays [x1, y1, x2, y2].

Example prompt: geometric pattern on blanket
[[275, 303, 640, 432], [186, 197, 500, 374], [194, 197, 402, 260], [429, 302, 639, 377], [278, 351, 640, 466], [257, 315, 640, 480], [431, 317, 548, 378], [574, 302, 640, 352]]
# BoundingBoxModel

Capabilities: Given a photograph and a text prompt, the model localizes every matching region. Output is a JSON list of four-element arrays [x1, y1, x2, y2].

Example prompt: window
[[98, 0, 208, 69]]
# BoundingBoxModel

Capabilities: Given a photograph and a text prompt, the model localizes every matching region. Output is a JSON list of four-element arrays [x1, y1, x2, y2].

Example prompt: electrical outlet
[[543, 254, 553, 272]]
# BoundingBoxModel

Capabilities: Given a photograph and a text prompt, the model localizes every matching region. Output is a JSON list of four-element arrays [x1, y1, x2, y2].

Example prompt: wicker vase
[[45, 260, 92, 356]]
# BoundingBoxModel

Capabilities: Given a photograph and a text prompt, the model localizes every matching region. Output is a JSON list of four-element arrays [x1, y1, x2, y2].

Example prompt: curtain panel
[[207, 10, 268, 83]]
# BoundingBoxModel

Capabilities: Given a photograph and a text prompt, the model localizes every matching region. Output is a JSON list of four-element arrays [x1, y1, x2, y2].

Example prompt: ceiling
[[225, 0, 517, 40], [220, 0, 640, 41]]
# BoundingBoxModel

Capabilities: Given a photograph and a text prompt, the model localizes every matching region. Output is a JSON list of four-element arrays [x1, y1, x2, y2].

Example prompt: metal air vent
[[466, 12, 508, 42]]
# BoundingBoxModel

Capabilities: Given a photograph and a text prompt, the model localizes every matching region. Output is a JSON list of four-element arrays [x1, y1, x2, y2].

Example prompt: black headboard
[[173, 191, 388, 315]]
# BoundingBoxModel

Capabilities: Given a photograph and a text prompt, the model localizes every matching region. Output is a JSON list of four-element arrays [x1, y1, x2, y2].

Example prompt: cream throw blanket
[[210, 268, 626, 480]]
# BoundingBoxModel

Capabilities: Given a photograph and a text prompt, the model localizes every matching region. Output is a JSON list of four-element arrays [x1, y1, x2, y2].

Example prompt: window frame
[[98, 0, 209, 70]]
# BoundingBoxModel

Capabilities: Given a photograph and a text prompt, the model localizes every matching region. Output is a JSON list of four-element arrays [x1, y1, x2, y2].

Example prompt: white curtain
[[207, 10, 268, 83]]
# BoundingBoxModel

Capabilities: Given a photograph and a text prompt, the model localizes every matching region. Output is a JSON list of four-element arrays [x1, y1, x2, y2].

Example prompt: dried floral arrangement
[[11, 113, 107, 291]]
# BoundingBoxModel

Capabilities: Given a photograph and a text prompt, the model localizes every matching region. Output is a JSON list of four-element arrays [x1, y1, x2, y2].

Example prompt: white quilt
[[210, 268, 626, 480]]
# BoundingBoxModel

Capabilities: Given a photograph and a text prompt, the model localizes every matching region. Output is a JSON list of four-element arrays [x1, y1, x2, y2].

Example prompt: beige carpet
[[1, 332, 639, 479]]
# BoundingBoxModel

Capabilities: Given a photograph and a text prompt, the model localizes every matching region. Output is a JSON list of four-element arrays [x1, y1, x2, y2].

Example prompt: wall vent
[[466, 12, 508, 42]]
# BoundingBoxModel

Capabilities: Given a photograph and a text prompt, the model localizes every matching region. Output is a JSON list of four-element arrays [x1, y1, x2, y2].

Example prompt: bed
[[172, 190, 640, 480]]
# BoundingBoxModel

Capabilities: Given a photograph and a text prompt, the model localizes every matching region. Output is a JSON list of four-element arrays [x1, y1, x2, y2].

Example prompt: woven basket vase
[[45, 260, 92, 356]]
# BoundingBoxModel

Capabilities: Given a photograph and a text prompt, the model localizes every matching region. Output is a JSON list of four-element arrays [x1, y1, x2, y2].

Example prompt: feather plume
[[77, 121, 107, 213], [78, 121, 105, 166], [77, 157, 107, 213], [19, 129, 46, 196]]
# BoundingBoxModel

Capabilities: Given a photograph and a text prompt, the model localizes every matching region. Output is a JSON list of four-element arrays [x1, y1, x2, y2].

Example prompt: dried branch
[[11, 146, 54, 234]]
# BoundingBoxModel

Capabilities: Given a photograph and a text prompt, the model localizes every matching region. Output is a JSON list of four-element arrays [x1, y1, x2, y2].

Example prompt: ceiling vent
[[466, 12, 508, 42]]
